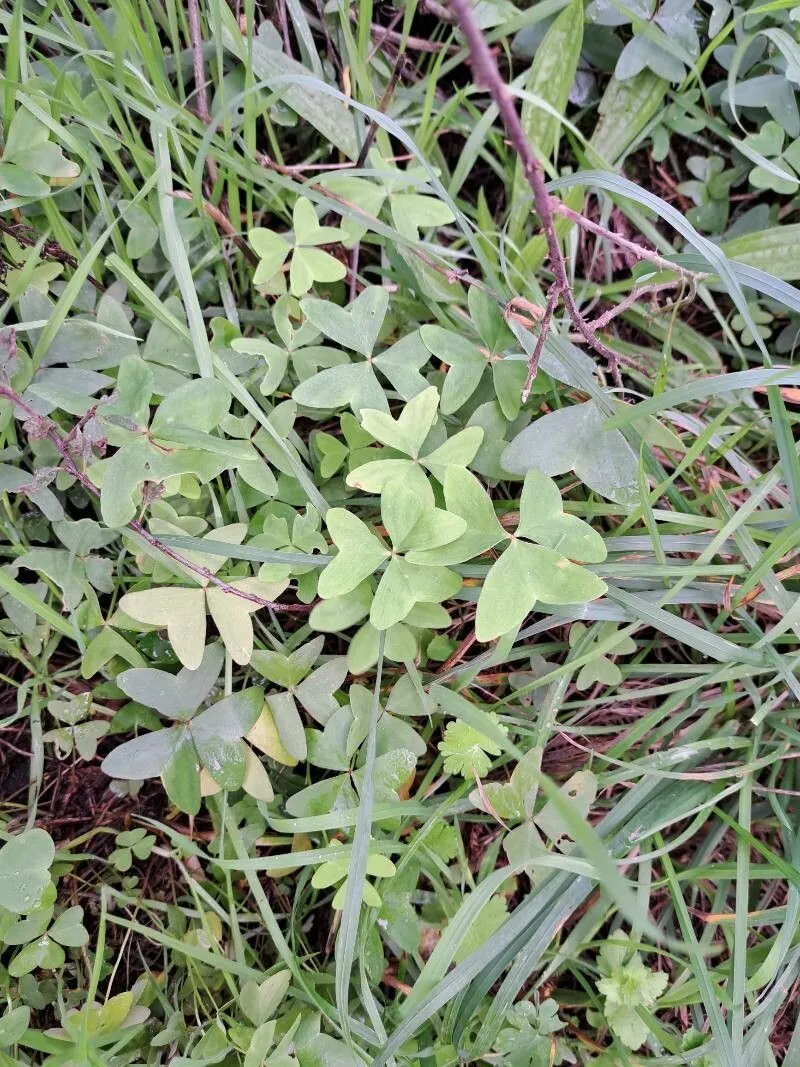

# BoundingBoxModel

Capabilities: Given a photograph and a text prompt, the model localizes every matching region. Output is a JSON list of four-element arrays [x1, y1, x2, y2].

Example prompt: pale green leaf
[[380, 480, 425, 549], [502, 401, 639, 505], [420, 327, 485, 414], [206, 581, 275, 666], [101, 725, 186, 780], [309, 582, 373, 632], [301, 287, 389, 356], [293, 196, 341, 245], [150, 378, 231, 436], [48, 905, 89, 947], [290, 247, 346, 296], [370, 557, 418, 630], [400, 508, 466, 554], [296, 658, 348, 723], [517, 470, 608, 562], [406, 467, 504, 565], [372, 331, 431, 399], [346, 459, 434, 505], [116, 644, 224, 715], [317, 509, 388, 599], [475, 539, 534, 643], [452, 894, 508, 963], [249, 228, 291, 284], [161, 736, 201, 815], [242, 747, 275, 802], [422, 427, 484, 482], [266, 692, 307, 761], [9, 936, 64, 977], [292, 361, 389, 414], [360, 386, 440, 457], [526, 543, 607, 605], [0, 1005, 31, 1049], [247, 704, 299, 767], [0, 830, 55, 915]]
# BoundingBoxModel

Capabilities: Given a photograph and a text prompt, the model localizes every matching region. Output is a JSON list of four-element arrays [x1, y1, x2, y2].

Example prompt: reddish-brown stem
[[448, 0, 628, 385], [0, 219, 104, 292], [171, 191, 259, 266], [585, 280, 686, 332], [421, 0, 457, 22], [186, 0, 219, 186], [550, 201, 704, 279], [521, 284, 559, 403], [356, 50, 406, 168], [447, 0, 563, 284], [364, 23, 458, 54], [446, 0, 712, 389], [126, 519, 310, 612], [187, 0, 210, 124]]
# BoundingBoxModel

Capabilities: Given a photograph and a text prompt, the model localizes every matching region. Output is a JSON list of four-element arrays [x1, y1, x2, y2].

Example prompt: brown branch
[[256, 154, 390, 177], [367, 24, 458, 53], [550, 201, 704, 278], [449, 0, 627, 386], [447, 1, 562, 289], [0, 219, 104, 292], [0, 386, 309, 615], [356, 50, 406, 169], [186, 0, 219, 186], [275, 0, 293, 56], [421, 0, 458, 21], [124, 520, 309, 612], [585, 280, 686, 332], [187, 0, 210, 124], [366, 8, 405, 64], [521, 284, 559, 404], [170, 191, 259, 266], [447, 0, 713, 390]]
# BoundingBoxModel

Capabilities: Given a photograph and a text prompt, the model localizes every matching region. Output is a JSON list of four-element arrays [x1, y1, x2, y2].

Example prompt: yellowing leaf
[[91, 992, 134, 1036], [247, 704, 299, 767], [120, 587, 206, 670], [199, 767, 223, 797], [206, 583, 261, 666], [241, 746, 274, 802]]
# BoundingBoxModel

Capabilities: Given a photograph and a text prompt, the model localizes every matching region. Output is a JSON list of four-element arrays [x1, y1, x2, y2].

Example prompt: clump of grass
[[0, 0, 799, 1064]]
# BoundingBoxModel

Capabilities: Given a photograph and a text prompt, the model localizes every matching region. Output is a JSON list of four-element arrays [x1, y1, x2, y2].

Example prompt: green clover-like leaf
[[317, 478, 463, 630], [249, 635, 348, 760], [101, 686, 264, 815], [347, 387, 484, 500], [312, 841, 396, 910], [292, 288, 430, 412], [0, 829, 55, 916], [116, 525, 288, 668], [474, 470, 607, 642], [249, 197, 346, 296], [570, 622, 637, 690]]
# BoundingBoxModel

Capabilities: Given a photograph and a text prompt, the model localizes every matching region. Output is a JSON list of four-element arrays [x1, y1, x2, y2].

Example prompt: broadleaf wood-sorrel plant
[[1, 0, 800, 1063]]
